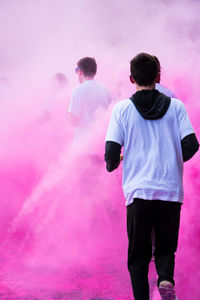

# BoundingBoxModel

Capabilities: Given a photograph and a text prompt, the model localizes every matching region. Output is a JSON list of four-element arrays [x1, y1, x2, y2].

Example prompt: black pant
[[127, 198, 181, 300]]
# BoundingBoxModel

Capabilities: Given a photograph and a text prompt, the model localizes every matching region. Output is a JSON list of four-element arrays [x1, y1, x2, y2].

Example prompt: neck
[[82, 76, 94, 83], [135, 83, 155, 91]]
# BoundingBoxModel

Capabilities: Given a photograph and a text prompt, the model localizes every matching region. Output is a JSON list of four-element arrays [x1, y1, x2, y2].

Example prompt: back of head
[[77, 57, 97, 77], [130, 53, 158, 86], [53, 73, 68, 87]]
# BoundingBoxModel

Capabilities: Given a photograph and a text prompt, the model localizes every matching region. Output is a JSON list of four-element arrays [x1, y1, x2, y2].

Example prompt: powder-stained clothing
[[105, 91, 194, 205], [68, 80, 111, 127]]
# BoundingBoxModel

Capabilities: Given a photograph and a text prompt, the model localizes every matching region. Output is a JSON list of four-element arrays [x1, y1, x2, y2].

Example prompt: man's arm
[[105, 103, 124, 172], [181, 133, 199, 162], [105, 141, 122, 172], [67, 87, 81, 126], [176, 101, 199, 161]]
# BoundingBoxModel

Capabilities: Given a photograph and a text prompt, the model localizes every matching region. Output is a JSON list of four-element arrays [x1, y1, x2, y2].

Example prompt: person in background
[[105, 53, 199, 300], [0, 77, 10, 99], [67, 57, 111, 129], [154, 56, 176, 98], [42, 73, 69, 122], [68, 57, 113, 226]]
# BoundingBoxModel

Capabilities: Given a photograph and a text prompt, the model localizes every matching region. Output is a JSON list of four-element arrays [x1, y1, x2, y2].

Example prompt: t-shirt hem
[[181, 129, 195, 140], [105, 137, 123, 146], [125, 197, 183, 206]]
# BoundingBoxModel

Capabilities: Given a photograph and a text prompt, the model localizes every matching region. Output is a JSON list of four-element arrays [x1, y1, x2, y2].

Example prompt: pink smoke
[[0, 0, 199, 299]]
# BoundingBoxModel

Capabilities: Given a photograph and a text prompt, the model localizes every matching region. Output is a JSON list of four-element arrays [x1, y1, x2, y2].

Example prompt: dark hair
[[77, 57, 97, 77], [152, 55, 160, 72], [130, 53, 158, 86], [152, 55, 161, 83], [54, 73, 68, 85]]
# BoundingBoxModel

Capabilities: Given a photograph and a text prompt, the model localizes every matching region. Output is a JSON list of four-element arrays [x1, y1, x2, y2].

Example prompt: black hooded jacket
[[105, 89, 199, 172]]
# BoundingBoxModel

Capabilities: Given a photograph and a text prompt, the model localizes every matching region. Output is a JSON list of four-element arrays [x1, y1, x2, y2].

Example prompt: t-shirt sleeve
[[105, 105, 124, 146], [68, 89, 81, 117], [177, 101, 194, 140]]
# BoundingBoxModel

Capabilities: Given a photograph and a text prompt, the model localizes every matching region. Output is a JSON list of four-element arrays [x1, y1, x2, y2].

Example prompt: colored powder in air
[[0, 0, 199, 299]]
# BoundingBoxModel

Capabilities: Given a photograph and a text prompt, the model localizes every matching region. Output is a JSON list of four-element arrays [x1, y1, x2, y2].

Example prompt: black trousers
[[127, 198, 181, 300]]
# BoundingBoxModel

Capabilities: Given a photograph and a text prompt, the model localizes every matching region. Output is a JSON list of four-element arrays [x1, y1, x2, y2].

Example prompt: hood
[[130, 89, 171, 120]]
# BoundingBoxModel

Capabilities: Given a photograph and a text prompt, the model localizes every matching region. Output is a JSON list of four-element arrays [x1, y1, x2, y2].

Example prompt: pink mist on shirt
[[0, 0, 199, 299]]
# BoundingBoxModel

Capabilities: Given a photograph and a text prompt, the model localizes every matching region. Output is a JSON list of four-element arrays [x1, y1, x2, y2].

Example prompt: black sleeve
[[105, 141, 122, 172], [181, 133, 199, 162]]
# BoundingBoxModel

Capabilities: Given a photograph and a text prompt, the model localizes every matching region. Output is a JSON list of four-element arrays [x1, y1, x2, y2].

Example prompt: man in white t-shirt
[[105, 53, 199, 300], [68, 57, 111, 130]]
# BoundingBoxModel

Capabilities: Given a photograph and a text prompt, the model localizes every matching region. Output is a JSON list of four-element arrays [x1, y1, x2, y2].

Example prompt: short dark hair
[[130, 53, 158, 86], [152, 55, 160, 72], [77, 57, 97, 77], [152, 55, 161, 83]]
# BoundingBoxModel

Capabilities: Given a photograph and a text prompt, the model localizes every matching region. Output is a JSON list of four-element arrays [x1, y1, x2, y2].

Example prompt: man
[[68, 57, 111, 129], [105, 53, 199, 300]]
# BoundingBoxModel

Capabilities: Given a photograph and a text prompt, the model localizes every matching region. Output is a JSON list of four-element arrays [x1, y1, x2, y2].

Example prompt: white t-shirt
[[68, 80, 111, 127], [156, 83, 176, 98], [106, 98, 194, 205]]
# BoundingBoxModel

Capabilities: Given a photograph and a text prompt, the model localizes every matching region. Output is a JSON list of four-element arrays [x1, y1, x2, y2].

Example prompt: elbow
[[106, 164, 114, 172], [105, 141, 122, 171], [106, 161, 120, 172], [182, 134, 199, 162], [183, 143, 199, 162], [197, 142, 200, 152]]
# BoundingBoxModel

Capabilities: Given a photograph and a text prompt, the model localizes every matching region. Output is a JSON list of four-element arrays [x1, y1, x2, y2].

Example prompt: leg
[[127, 198, 153, 300], [154, 200, 181, 287]]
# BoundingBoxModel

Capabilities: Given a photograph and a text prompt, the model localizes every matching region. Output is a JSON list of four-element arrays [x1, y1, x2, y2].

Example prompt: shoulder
[[112, 99, 133, 118], [170, 98, 189, 119], [171, 98, 185, 109], [71, 83, 88, 101], [92, 81, 111, 95], [72, 83, 86, 94], [114, 99, 132, 111]]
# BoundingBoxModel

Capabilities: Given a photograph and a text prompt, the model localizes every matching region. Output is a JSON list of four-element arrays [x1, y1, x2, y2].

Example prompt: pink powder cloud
[[0, 0, 199, 299]]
